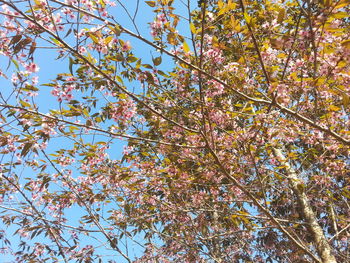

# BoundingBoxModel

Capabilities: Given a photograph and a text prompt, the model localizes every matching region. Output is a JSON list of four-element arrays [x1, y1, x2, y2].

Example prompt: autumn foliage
[[0, 0, 349, 262]]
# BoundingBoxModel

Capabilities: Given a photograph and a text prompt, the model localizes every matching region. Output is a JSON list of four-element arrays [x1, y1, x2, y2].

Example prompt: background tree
[[0, 0, 349, 262]]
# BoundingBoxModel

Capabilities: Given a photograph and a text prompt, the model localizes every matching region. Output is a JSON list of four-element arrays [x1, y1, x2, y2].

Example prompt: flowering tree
[[0, 0, 349, 262]]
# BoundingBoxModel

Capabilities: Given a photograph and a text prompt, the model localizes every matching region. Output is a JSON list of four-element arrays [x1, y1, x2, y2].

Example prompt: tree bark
[[272, 147, 337, 263]]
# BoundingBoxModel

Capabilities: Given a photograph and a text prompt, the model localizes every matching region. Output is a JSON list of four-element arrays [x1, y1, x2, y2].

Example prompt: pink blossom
[[32, 76, 39, 85], [78, 46, 87, 54], [11, 73, 19, 83], [25, 62, 40, 73], [122, 145, 134, 155], [121, 41, 131, 52]]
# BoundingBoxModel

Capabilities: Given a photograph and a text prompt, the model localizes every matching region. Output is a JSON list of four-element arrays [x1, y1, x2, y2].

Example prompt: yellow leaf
[[87, 32, 99, 44], [277, 8, 285, 23], [218, 7, 227, 16], [34, 0, 43, 6], [104, 36, 114, 45], [234, 24, 241, 32], [218, 0, 224, 9], [323, 46, 335, 54], [230, 15, 238, 28], [334, 0, 350, 9], [118, 93, 128, 99], [145, 1, 156, 7], [99, 0, 105, 8], [244, 12, 252, 25], [343, 93, 349, 107], [183, 41, 190, 53], [328, 105, 341, 111], [20, 100, 31, 108], [331, 11, 349, 19], [167, 33, 177, 45], [316, 77, 326, 85], [238, 57, 245, 64], [325, 0, 332, 6], [338, 60, 347, 67], [190, 23, 196, 34], [341, 39, 350, 49], [227, 0, 237, 10], [115, 75, 123, 83]]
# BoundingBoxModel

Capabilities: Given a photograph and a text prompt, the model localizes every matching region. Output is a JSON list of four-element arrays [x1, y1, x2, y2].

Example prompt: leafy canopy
[[0, 0, 349, 262]]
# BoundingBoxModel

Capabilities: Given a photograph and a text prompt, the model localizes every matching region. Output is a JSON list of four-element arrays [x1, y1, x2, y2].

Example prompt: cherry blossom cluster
[[108, 99, 137, 128], [50, 83, 76, 102], [150, 13, 168, 37]]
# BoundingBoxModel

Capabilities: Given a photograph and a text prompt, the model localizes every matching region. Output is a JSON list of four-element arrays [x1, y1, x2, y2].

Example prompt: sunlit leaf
[[277, 8, 285, 23], [182, 41, 190, 53], [145, 1, 156, 7]]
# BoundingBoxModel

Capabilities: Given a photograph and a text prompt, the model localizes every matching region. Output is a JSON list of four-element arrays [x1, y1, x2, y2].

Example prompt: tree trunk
[[272, 148, 337, 263]]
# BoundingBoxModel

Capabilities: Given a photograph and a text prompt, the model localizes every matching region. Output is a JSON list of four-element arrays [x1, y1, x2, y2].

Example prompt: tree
[[0, 0, 349, 261]]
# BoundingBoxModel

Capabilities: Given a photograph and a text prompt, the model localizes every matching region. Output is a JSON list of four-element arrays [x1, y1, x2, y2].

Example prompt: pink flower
[[32, 76, 39, 85], [25, 62, 40, 73], [79, 46, 87, 54], [11, 73, 18, 83], [123, 145, 134, 155], [63, 92, 73, 101], [121, 41, 131, 52]]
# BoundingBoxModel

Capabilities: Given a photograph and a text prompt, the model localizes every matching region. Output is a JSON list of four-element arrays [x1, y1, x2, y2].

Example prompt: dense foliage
[[0, 0, 349, 262]]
